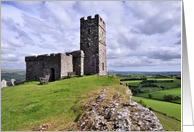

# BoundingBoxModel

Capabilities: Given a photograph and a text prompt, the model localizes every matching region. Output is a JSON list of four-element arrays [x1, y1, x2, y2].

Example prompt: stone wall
[[25, 53, 72, 81], [25, 55, 45, 80], [99, 44, 107, 75], [80, 14, 107, 75], [61, 53, 73, 78], [98, 15, 107, 76], [66, 50, 85, 76]]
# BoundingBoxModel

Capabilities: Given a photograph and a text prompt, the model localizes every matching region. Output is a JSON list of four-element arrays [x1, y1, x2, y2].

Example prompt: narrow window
[[102, 63, 104, 71], [88, 29, 90, 34], [87, 43, 90, 48]]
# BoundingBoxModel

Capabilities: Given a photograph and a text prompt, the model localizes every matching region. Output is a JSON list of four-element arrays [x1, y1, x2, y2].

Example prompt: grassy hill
[[1, 75, 122, 131], [1, 75, 181, 131]]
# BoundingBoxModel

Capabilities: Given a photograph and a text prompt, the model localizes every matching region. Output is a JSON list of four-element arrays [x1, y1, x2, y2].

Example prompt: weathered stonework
[[80, 14, 107, 75], [25, 14, 107, 81]]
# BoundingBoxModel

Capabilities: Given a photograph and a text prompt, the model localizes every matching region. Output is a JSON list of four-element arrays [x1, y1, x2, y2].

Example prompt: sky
[[1, 1, 181, 71]]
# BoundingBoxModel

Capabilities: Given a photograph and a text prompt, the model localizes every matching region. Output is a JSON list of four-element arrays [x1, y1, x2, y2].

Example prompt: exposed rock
[[33, 124, 51, 131], [11, 79, 16, 85], [68, 88, 164, 131]]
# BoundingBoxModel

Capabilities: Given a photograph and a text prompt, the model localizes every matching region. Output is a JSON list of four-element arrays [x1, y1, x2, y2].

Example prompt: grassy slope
[[1, 75, 181, 131], [135, 88, 181, 103], [133, 96, 181, 120], [1, 75, 124, 131], [154, 112, 181, 131]]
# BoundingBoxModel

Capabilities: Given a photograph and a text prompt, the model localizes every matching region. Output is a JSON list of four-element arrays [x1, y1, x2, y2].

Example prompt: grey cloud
[[126, 1, 181, 35], [174, 39, 181, 45], [1, 55, 20, 62], [177, 33, 181, 38], [2, 36, 25, 47], [1, 17, 34, 45], [147, 49, 181, 61], [108, 58, 158, 68]]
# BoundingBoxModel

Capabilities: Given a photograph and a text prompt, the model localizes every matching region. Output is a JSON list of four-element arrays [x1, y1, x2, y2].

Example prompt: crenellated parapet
[[25, 53, 72, 62], [80, 14, 105, 30]]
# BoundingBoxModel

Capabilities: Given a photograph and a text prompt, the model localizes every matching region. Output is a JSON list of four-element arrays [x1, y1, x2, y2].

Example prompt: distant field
[[147, 78, 176, 80], [133, 96, 181, 120], [153, 79, 181, 88], [135, 88, 181, 103], [122, 80, 142, 86]]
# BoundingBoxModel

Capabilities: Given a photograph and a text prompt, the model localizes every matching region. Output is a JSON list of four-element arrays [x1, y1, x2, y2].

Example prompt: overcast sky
[[1, 1, 181, 71]]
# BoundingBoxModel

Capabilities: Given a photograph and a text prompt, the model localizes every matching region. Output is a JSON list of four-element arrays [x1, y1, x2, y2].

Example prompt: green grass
[[147, 78, 176, 80], [1, 75, 121, 131], [153, 79, 181, 88], [133, 96, 181, 120], [122, 80, 142, 86], [154, 111, 181, 131], [135, 88, 181, 103]]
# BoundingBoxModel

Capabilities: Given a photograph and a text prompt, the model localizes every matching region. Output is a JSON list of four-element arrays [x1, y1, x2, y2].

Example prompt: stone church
[[25, 14, 107, 81]]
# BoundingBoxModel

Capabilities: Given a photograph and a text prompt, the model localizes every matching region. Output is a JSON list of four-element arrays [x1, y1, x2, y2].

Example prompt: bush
[[148, 107, 153, 111], [136, 99, 147, 108], [148, 93, 153, 98], [164, 94, 174, 101]]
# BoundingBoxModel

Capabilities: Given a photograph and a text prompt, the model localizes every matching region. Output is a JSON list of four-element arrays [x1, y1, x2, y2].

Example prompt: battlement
[[25, 53, 72, 61], [80, 14, 105, 28], [65, 50, 84, 58]]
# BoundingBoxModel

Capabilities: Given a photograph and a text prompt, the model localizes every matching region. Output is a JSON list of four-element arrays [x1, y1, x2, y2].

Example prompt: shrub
[[163, 95, 167, 100], [136, 99, 147, 108], [148, 93, 153, 98], [164, 94, 175, 101], [148, 107, 153, 111]]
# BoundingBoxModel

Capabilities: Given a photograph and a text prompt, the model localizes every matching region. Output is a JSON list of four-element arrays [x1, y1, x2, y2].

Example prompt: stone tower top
[[80, 14, 106, 30]]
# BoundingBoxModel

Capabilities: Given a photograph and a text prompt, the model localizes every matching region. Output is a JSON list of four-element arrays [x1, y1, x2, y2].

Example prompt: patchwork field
[[122, 80, 142, 86], [133, 96, 181, 120], [135, 88, 181, 103]]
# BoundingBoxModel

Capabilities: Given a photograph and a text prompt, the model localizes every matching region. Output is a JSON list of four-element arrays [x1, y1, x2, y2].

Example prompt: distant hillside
[[1, 69, 26, 85]]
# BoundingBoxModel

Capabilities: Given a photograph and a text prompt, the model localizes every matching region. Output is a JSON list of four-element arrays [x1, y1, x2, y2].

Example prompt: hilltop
[[1, 75, 177, 131]]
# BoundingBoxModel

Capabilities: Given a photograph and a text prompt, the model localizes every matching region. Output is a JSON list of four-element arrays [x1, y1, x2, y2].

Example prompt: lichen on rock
[[68, 87, 164, 131]]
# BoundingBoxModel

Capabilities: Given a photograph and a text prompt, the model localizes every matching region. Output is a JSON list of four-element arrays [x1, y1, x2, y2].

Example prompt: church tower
[[80, 14, 107, 75]]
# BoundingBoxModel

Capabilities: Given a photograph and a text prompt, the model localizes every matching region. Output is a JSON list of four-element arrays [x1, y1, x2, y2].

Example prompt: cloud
[[1, 1, 181, 71], [1, 17, 34, 45], [147, 48, 181, 61], [1, 54, 20, 62], [174, 39, 181, 45], [2, 36, 25, 47], [126, 1, 181, 35]]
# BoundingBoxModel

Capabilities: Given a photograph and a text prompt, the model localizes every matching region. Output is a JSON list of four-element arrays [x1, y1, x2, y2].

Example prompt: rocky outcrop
[[68, 87, 164, 131]]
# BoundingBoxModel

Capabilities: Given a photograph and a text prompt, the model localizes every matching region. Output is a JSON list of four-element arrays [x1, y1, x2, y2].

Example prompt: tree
[[148, 93, 153, 98]]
